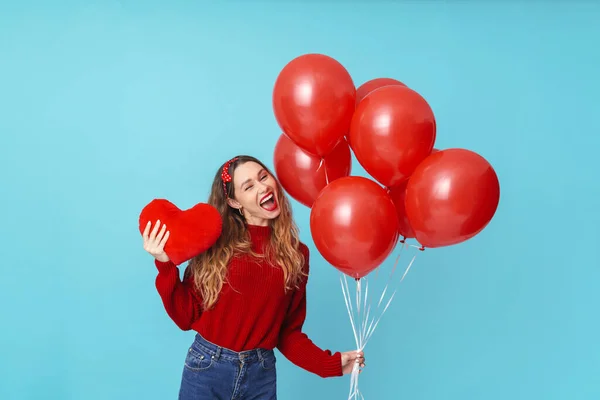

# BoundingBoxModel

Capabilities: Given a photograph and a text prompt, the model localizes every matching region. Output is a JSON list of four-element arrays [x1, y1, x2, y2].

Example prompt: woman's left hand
[[341, 350, 365, 375]]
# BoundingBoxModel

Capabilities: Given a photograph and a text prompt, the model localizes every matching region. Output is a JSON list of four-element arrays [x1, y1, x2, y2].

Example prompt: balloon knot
[[399, 236, 406, 244], [419, 246, 425, 251]]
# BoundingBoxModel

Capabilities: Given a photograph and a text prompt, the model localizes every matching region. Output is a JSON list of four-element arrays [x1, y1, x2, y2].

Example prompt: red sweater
[[154, 224, 343, 378]]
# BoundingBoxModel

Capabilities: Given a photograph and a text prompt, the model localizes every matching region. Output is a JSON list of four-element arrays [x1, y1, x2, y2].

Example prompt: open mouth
[[259, 192, 279, 212]]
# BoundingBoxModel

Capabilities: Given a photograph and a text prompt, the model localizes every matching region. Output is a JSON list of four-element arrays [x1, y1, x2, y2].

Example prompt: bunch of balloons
[[272, 53, 500, 279]]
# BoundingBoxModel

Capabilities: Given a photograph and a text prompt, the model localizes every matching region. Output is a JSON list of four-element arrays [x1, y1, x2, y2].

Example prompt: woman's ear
[[227, 197, 241, 210]]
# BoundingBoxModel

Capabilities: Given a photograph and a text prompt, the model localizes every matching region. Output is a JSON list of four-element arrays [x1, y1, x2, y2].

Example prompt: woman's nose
[[257, 182, 269, 193]]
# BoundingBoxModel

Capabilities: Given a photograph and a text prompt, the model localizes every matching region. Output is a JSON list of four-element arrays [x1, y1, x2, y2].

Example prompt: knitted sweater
[[154, 223, 343, 378]]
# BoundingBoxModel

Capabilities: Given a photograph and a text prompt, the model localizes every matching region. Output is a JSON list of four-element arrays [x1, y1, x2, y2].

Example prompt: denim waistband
[[191, 333, 273, 363]]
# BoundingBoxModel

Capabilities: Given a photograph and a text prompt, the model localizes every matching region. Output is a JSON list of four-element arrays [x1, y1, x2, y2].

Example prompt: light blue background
[[1, 1, 599, 399]]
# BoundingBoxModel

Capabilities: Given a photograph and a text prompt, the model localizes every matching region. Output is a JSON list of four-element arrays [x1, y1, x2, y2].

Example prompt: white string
[[356, 278, 361, 315], [318, 158, 330, 185], [339, 276, 364, 399], [341, 242, 420, 399], [378, 245, 404, 307], [354, 279, 363, 399], [364, 254, 416, 346], [340, 276, 359, 348], [361, 278, 370, 347]]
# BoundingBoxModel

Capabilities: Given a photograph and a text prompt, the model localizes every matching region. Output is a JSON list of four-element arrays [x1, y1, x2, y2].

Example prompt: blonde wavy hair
[[187, 155, 306, 310]]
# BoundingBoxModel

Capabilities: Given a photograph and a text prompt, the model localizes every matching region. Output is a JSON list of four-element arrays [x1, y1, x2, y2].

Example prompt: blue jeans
[[179, 334, 277, 400]]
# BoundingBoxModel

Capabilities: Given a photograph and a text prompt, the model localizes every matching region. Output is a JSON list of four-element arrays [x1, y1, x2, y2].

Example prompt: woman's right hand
[[143, 219, 171, 263]]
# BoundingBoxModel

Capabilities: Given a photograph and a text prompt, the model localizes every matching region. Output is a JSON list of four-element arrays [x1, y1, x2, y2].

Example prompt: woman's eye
[[260, 175, 268, 181], [245, 185, 253, 191]]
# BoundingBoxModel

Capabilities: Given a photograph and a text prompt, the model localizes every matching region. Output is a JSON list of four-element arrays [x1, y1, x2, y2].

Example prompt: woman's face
[[227, 161, 281, 226]]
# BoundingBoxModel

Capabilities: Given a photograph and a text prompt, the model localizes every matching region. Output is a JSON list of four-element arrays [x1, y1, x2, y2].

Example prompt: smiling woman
[[226, 159, 281, 224], [142, 155, 365, 400]]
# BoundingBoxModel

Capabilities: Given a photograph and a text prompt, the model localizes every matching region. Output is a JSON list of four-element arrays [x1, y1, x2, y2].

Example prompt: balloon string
[[340, 275, 359, 348], [364, 245, 402, 344], [362, 277, 369, 346], [319, 158, 330, 185], [340, 276, 367, 399], [341, 243, 420, 399], [341, 276, 363, 399], [378, 245, 403, 307], [364, 254, 416, 345], [356, 278, 361, 314], [365, 250, 416, 346], [354, 279, 363, 399]]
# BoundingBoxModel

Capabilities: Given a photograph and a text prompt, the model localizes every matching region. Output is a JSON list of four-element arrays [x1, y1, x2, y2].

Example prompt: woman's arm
[[277, 246, 343, 378], [143, 219, 203, 330], [155, 260, 203, 331]]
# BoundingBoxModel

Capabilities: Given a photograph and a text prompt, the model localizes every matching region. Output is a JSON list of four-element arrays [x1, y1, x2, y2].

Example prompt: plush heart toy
[[138, 199, 223, 266]]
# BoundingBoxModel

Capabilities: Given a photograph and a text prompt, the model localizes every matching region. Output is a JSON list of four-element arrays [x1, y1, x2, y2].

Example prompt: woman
[[142, 155, 365, 400]]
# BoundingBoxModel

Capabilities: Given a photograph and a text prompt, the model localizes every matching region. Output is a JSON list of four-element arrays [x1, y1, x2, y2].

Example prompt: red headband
[[221, 157, 239, 197]]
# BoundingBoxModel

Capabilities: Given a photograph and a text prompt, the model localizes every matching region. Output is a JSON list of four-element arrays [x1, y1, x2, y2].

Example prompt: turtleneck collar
[[246, 224, 272, 252]]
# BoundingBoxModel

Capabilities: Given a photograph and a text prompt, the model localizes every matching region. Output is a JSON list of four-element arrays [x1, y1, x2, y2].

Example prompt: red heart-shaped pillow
[[138, 199, 222, 265]]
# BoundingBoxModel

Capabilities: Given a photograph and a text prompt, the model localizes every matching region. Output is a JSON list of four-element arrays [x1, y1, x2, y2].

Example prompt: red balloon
[[405, 148, 500, 248], [310, 176, 399, 278], [273, 54, 356, 157], [356, 77, 406, 105], [387, 180, 415, 240], [349, 85, 436, 188], [273, 134, 352, 208], [346, 78, 407, 148], [388, 148, 440, 240]]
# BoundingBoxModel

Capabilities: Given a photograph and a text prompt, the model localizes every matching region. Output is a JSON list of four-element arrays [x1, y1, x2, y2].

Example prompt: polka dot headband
[[221, 157, 239, 197]]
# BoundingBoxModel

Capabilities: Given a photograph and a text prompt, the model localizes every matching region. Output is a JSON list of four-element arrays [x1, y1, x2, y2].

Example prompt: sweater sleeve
[[277, 247, 343, 378], [154, 259, 203, 331]]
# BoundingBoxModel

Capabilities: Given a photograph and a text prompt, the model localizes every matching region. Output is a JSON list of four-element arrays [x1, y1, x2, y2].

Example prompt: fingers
[[354, 351, 364, 363], [345, 351, 364, 360], [353, 351, 365, 369], [143, 220, 168, 253], [358, 354, 365, 372], [142, 221, 151, 241], [343, 351, 365, 365], [158, 230, 170, 250], [150, 219, 161, 241], [156, 222, 167, 243], [343, 350, 365, 374]]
